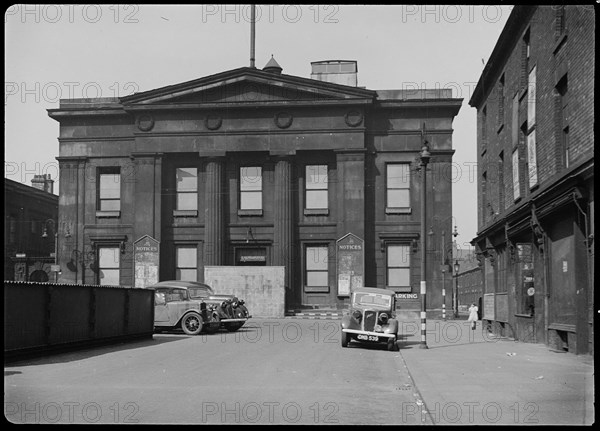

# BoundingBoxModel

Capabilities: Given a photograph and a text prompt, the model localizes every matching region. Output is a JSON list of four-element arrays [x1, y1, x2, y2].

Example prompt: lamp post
[[42, 219, 58, 283], [454, 259, 460, 318], [419, 136, 431, 349]]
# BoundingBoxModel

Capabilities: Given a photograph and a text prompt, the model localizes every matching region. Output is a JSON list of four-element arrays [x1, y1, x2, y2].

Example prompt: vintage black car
[[150, 280, 250, 332], [341, 287, 399, 351], [152, 285, 221, 335]]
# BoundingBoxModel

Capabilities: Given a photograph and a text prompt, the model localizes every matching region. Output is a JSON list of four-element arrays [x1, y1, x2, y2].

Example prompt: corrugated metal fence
[[4, 281, 154, 359]]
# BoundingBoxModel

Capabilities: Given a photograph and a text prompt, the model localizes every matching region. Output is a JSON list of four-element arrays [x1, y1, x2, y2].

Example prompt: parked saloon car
[[152, 284, 220, 335], [151, 280, 250, 333], [341, 287, 399, 351]]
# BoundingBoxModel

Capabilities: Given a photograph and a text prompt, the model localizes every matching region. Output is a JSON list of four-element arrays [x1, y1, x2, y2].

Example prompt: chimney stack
[[31, 174, 54, 194], [310, 60, 358, 87]]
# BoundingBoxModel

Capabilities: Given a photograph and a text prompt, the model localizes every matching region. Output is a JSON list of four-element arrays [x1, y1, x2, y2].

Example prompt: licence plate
[[356, 334, 379, 342]]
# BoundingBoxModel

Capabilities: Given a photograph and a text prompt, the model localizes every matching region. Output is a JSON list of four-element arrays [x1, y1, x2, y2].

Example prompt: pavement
[[396, 318, 595, 425]]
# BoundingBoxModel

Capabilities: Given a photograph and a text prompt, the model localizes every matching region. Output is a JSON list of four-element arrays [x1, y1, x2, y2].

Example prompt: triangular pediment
[[121, 67, 376, 106]]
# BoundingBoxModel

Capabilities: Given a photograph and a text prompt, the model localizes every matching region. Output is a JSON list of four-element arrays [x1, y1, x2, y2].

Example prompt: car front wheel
[[181, 313, 203, 335]]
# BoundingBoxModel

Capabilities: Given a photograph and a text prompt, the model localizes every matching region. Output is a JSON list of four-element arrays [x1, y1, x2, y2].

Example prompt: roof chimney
[[263, 55, 283, 74], [31, 174, 54, 194], [311, 60, 358, 86]]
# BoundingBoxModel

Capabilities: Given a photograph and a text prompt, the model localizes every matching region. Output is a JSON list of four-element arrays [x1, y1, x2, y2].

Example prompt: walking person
[[468, 303, 478, 330]]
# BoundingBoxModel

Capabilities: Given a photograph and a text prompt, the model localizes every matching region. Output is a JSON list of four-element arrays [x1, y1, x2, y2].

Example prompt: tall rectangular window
[[498, 151, 505, 212], [521, 29, 530, 90], [305, 245, 329, 290], [481, 171, 488, 224], [240, 166, 262, 210], [527, 130, 538, 188], [556, 75, 569, 169], [497, 74, 505, 129], [98, 170, 121, 212], [98, 246, 120, 286], [512, 148, 520, 201], [176, 246, 197, 281], [511, 93, 519, 148], [481, 105, 488, 150], [176, 167, 198, 211], [387, 244, 410, 289], [305, 165, 328, 210], [516, 243, 534, 315], [386, 164, 410, 210], [527, 66, 537, 129], [554, 5, 566, 39]]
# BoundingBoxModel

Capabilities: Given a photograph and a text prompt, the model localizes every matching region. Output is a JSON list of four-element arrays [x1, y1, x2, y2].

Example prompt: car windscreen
[[353, 293, 391, 307], [188, 286, 212, 298]]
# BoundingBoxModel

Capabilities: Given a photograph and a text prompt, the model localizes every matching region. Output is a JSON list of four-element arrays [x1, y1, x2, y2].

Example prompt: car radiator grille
[[363, 310, 377, 332]]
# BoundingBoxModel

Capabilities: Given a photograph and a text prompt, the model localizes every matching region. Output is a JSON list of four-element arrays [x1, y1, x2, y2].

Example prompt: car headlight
[[352, 310, 362, 321], [232, 301, 238, 307], [379, 313, 388, 324]]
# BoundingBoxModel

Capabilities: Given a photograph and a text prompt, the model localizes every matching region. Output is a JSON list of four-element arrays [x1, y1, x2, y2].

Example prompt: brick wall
[[475, 5, 594, 230]]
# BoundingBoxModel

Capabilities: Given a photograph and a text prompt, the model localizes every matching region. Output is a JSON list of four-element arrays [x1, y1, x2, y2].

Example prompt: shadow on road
[[4, 334, 190, 367]]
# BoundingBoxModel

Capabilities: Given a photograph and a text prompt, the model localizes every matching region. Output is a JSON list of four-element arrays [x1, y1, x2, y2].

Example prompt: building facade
[[469, 6, 594, 354], [4, 175, 59, 281], [48, 60, 461, 313]]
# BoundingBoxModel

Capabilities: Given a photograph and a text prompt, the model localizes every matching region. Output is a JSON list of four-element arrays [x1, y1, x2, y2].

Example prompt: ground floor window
[[97, 246, 120, 286], [516, 243, 534, 315], [305, 245, 329, 292], [176, 245, 197, 281], [387, 244, 410, 289]]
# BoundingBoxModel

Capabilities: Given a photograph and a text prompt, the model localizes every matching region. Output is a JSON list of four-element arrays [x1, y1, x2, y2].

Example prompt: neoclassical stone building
[[48, 59, 461, 313]]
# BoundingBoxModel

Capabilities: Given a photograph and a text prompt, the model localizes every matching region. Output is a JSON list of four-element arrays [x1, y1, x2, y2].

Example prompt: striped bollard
[[420, 280, 428, 349]]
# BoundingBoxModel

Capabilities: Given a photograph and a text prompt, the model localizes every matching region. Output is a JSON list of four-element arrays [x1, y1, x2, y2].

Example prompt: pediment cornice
[[120, 67, 376, 106]]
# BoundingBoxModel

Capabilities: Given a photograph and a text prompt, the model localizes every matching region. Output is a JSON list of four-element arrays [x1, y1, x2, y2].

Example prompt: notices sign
[[336, 233, 364, 297], [134, 235, 160, 288]]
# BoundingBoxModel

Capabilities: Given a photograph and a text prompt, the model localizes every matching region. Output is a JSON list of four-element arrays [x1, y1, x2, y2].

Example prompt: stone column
[[272, 156, 294, 297], [204, 157, 225, 266]]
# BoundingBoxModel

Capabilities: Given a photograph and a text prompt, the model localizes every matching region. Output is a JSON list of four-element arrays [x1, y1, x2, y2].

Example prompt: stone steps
[[285, 309, 344, 319]]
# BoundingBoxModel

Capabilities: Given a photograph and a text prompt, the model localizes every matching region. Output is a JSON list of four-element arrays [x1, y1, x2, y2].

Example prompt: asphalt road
[[4, 318, 428, 425]]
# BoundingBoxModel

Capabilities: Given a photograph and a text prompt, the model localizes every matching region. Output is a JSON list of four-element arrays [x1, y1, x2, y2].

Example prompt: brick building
[[469, 6, 594, 353], [4, 175, 60, 281], [48, 59, 462, 313]]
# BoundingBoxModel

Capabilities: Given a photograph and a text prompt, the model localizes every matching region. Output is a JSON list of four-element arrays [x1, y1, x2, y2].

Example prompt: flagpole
[[250, 4, 256, 68]]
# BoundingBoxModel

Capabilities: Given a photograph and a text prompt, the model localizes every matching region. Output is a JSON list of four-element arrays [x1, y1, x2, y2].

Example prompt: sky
[[4, 4, 513, 248]]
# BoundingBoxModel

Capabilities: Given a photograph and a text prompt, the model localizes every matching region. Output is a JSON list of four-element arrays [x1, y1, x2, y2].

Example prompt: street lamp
[[42, 219, 59, 283], [419, 135, 431, 349], [454, 259, 460, 318]]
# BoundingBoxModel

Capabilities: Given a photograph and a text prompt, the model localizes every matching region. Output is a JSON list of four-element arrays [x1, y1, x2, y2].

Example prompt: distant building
[[455, 248, 483, 315], [4, 176, 59, 281], [469, 6, 594, 354], [48, 58, 462, 313]]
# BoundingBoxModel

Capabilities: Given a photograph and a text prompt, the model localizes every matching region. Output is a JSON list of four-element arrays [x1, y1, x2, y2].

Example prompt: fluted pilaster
[[204, 157, 225, 265], [273, 156, 294, 291]]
